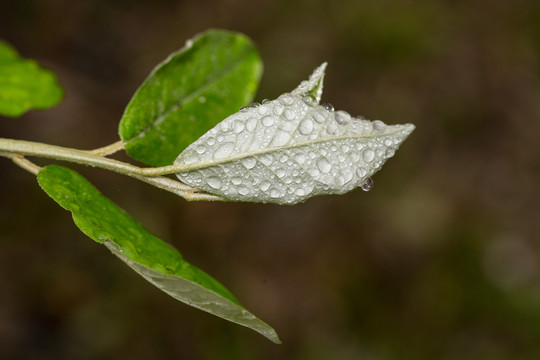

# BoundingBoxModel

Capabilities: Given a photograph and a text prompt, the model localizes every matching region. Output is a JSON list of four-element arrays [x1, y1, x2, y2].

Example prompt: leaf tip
[[292, 62, 328, 102]]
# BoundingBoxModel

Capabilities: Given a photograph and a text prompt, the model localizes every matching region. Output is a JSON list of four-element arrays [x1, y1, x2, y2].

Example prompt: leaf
[[37, 165, 280, 344], [0, 40, 64, 117], [119, 29, 263, 166], [175, 63, 415, 204]]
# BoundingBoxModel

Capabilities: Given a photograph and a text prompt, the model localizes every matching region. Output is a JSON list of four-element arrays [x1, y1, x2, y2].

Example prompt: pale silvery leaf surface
[[104, 241, 280, 343], [175, 63, 415, 204]]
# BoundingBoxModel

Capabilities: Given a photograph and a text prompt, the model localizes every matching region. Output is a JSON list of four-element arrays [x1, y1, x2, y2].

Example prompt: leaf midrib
[[176, 125, 412, 172]]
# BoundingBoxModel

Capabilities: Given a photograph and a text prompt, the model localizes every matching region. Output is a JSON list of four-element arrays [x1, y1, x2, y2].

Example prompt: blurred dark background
[[1, 0, 540, 359]]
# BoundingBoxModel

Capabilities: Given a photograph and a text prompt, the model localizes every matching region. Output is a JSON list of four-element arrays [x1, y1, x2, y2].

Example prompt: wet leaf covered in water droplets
[[175, 63, 414, 204]]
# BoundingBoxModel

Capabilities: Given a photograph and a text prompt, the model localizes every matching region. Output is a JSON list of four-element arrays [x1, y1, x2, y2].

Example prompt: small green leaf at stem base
[[0, 40, 63, 117], [119, 29, 263, 166], [37, 165, 280, 343]]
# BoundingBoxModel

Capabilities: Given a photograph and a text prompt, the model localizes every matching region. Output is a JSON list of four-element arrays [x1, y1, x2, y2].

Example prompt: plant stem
[[89, 140, 125, 156], [0, 151, 41, 175], [0, 138, 224, 202]]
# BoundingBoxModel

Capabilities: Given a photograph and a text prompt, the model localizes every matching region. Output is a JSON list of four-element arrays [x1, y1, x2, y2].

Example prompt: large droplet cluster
[[175, 89, 414, 204]]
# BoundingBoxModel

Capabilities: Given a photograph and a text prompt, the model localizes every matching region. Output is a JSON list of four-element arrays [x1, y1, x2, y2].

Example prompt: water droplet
[[284, 109, 296, 120], [257, 106, 268, 115], [372, 120, 385, 132], [341, 145, 350, 153], [195, 145, 207, 155], [220, 122, 230, 132], [242, 157, 256, 169], [233, 120, 245, 133], [312, 113, 326, 123], [342, 169, 354, 184], [280, 155, 288, 163], [214, 142, 234, 159], [356, 115, 367, 120], [238, 186, 250, 196], [363, 149, 375, 162], [299, 118, 314, 135], [384, 138, 393, 146], [259, 181, 271, 191], [323, 103, 334, 111], [262, 115, 275, 127], [272, 130, 290, 146], [317, 157, 332, 173], [327, 122, 338, 135], [231, 177, 242, 185], [262, 99, 270, 104], [302, 94, 317, 106], [385, 148, 395, 157], [361, 177, 374, 192], [276, 169, 286, 178], [295, 154, 306, 164], [250, 102, 261, 108], [335, 110, 351, 125], [198, 96, 206, 103], [183, 154, 200, 164], [356, 168, 367, 178], [273, 104, 284, 115], [207, 177, 222, 189], [296, 188, 306, 196], [279, 94, 294, 105], [363, 122, 373, 134], [240, 106, 249, 112], [270, 189, 281, 198], [335, 175, 346, 187]]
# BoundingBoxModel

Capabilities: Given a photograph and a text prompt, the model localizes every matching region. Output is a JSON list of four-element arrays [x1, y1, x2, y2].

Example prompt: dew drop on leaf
[[262, 115, 275, 127], [316, 157, 332, 173], [299, 118, 314, 135], [207, 177, 222, 189], [259, 181, 271, 191], [302, 93, 317, 106], [361, 177, 374, 192], [363, 148, 375, 163], [242, 157, 257, 169], [334, 110, 351, 125], [231, 120, 244, 134]]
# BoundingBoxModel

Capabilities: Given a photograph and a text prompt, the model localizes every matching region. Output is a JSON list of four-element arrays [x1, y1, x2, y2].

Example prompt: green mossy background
[[1, 0, 539, 359]]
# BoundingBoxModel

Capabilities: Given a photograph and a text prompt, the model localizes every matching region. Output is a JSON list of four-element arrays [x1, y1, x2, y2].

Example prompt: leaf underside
[[175, 64, 415, 204], [119, 29, 263, 166], [37, 165, 280, 344], [0, 40, 63, 117]]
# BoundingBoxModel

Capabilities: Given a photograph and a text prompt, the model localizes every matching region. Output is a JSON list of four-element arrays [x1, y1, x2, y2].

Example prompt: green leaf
[[0, 40, 63, 117], [119, 29, 263, 166], [37, 165, 280, 343]]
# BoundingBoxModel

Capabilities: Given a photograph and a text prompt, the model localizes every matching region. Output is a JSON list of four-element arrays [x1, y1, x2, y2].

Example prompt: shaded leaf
[[0, 40, 63, 117], [37, 165, 280, 343], [175, 63, 414, 204], [119, 29, 263, 166]]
